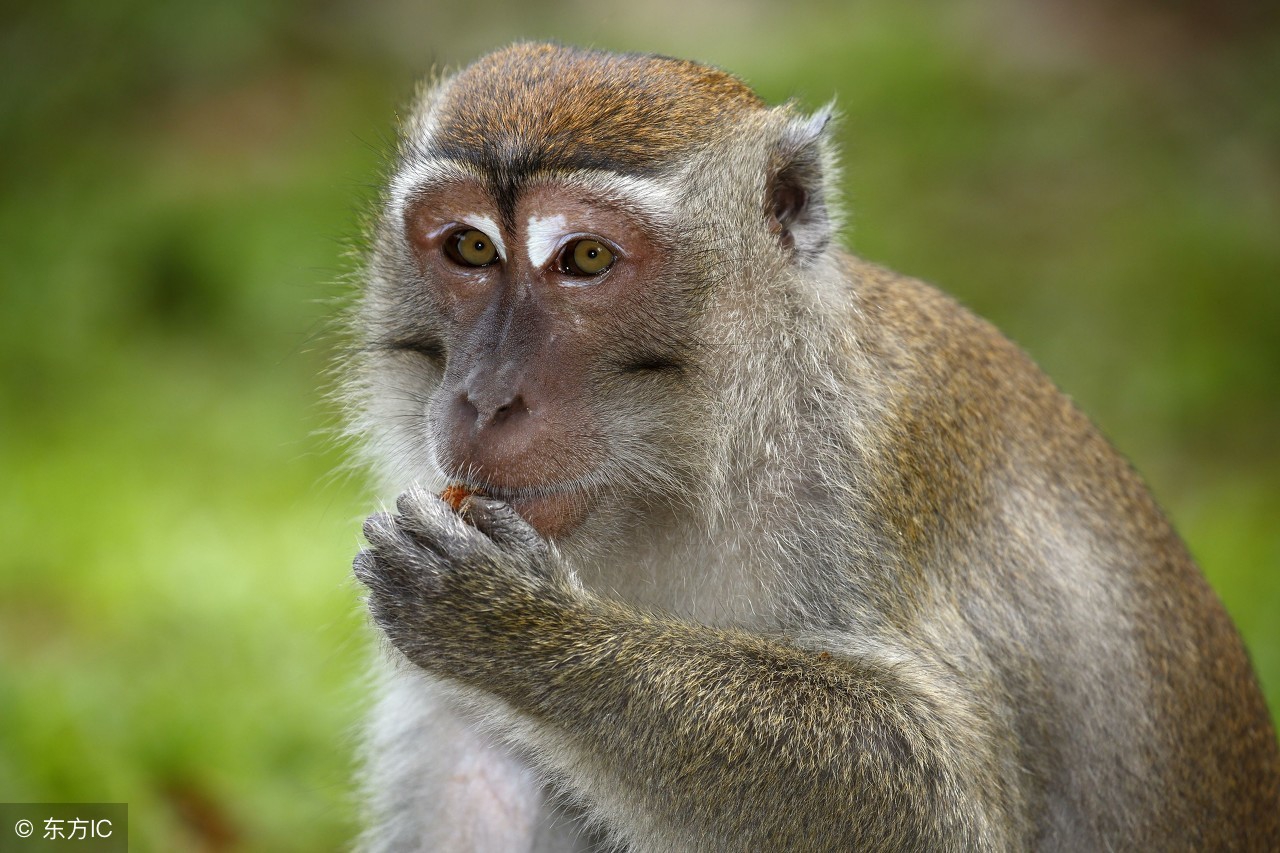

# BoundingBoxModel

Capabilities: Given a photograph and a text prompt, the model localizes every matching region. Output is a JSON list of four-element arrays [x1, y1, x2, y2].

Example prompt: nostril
[[455, 392, 479, 424], [490, 394, 526, 426]]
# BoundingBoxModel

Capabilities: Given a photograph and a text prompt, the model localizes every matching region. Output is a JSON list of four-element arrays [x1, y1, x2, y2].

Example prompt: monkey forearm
[[426, 598, 1005, 850]]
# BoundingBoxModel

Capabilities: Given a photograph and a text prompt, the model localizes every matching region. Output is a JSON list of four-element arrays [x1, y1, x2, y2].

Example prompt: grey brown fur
[[347, 43, 1280, 851]]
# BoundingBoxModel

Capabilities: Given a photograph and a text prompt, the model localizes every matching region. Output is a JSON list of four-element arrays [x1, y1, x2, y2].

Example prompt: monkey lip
[[447, 476, 593, 540]]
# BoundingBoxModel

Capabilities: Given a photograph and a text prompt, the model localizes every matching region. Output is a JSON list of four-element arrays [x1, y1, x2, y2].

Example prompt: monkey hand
[[353, 486, 577, 681]]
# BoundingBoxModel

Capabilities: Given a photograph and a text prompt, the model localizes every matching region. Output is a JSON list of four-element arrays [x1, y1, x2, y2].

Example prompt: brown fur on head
[[422, 43, 765, 179]]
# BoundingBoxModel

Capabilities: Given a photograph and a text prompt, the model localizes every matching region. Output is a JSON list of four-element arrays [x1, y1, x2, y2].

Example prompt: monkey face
[[393, 178, 697, 539]]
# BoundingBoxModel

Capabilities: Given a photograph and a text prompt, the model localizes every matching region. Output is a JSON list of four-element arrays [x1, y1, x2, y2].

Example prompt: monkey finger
[[362, 510, 446, 576], [364, 510, 443, 568], [362, 511, 403, 550], [355, 539, 448, 608], [352, 548, 384, 588], [354, 548, 423, 601], [354, 536, 415, 585], [463, 497, 548, 555], [395, 486, 477, 552]]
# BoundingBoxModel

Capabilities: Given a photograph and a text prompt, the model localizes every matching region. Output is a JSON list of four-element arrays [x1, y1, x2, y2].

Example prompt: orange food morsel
[[440, 484, 479, 512]]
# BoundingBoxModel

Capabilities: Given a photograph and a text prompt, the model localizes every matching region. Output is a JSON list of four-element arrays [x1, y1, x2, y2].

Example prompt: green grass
[[2, 2, 1277, 848]]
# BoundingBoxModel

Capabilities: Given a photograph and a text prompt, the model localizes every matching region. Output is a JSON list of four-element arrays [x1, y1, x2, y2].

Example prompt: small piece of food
[[440, 483, 480, 512]]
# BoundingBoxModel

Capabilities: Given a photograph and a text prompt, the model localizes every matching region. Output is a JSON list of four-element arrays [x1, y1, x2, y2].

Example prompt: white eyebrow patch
[[388, 157, 478, 215], [460, 214, 506, 260], [526, 214, 568, 268], [553, 171, 679, 225]]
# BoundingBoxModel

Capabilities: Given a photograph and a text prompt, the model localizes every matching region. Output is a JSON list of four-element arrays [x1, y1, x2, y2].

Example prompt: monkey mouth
[[446, 475, 594, 540]]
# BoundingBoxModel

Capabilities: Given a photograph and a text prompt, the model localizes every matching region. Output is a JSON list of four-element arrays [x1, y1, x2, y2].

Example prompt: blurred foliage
[[1, 0, 1277, 849]]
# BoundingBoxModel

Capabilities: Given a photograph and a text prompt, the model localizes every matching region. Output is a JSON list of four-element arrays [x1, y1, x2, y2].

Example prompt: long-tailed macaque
[[347, 43, 1279, 851]]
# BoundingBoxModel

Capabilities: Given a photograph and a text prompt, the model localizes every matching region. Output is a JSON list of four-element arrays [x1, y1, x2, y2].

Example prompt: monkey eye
[[444, 228, 499, 267], [557, 238, 615, 277]]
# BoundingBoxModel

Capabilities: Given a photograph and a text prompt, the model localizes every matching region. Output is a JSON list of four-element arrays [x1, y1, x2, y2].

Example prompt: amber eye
[[559, 238, 615, 277], [444, 228, 499, 267]]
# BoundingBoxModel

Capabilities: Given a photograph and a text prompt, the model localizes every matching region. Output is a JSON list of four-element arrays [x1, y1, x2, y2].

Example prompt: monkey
[[346, 43, 1280, 852]]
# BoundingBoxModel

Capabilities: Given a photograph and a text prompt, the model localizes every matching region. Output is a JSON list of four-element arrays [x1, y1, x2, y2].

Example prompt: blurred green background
[[2, 0, 1277, 849]]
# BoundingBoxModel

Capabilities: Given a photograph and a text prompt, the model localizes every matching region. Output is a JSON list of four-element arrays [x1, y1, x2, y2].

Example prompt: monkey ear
[[766, 104, 837, 263]]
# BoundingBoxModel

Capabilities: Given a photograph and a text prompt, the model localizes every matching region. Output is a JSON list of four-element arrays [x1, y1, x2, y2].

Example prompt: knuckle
[[395, 489, 421, 518], [362, 511, 395, 543], [352, 549, 377, 581]]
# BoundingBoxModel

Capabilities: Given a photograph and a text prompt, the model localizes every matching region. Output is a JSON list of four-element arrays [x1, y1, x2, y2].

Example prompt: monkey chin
[[442, 483, 589, 541], [508, 490, 590, 540]]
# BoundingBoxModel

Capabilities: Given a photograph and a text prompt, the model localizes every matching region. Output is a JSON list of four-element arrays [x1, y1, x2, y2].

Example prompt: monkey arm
[[495, 609, 1014, 852], [356, 488, 1016, 852]]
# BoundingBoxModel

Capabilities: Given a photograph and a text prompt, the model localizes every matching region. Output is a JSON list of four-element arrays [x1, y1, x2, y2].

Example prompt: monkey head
[[352, 43, 838, 543]]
